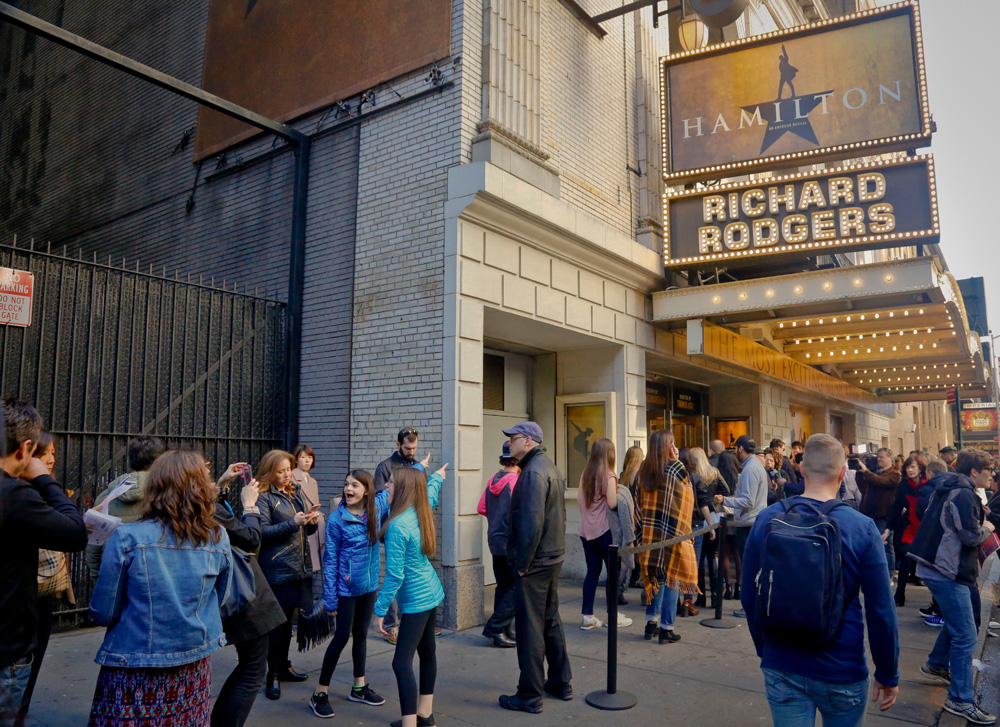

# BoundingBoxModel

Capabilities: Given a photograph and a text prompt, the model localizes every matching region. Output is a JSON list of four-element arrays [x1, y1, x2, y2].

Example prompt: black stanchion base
[[700, 617, 740, 629], [585, 690, 638, 710]]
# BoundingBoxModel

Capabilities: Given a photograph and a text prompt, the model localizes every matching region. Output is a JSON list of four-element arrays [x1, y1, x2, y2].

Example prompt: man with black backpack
[[741, 434, 899, 726]]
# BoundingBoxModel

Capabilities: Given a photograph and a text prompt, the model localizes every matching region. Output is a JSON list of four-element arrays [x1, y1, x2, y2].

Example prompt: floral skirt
[[88, 657, 212, 727]]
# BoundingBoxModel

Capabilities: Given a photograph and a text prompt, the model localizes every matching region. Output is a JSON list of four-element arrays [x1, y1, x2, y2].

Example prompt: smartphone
[[241, 464, 253, 484], [308, 503, 322, 512]]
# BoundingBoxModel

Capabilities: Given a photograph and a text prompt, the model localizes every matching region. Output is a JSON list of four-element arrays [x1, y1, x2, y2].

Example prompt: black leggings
[[319, 591, 378, 686], [391, 608, 437, 716], [268, 579, 306, 675]]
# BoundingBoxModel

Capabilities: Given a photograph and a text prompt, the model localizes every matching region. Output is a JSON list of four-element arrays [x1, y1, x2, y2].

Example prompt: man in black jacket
[[211, 465, 287, 727], [373, 427, 421, 642], [909, 449, 995, 724], [0, 398, 87, 723], [499, 422, 571, 714], [709, 440, 740, 492]]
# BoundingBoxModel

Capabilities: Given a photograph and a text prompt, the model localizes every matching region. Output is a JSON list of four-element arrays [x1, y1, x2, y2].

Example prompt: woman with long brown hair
[[636, 430, 699, 644], [373, 462, 448, 727], [88, 450, 233, 727], [255, 449, 320, 700], [578, 438, 630, 629], [620, 445, 645, 590], [309, 469, 390, 718]]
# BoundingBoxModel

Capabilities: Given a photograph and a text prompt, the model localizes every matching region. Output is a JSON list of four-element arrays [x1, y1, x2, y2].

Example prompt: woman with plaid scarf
[[636, 430, 699, 644]]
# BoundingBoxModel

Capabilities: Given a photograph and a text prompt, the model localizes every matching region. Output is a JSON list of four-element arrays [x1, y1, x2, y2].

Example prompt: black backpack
[[754, 498, 847, 645]]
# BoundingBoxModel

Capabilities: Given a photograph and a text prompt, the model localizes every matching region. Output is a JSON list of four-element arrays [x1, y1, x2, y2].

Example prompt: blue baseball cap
[[503, 421, 543, 443], [500, 441, 513, 459]]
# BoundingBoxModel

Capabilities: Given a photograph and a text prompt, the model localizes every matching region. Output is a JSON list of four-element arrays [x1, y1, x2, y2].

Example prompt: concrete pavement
[[24, 579, 955, 727]]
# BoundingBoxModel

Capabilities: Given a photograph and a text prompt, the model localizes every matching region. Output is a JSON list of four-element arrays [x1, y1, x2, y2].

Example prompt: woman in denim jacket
[[88, 450, 233, 727], [255, 449, 320, 699]]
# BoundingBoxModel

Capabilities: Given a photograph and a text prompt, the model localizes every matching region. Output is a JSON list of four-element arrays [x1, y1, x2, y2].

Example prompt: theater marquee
[[664, 155, 938, 268], [661, 1, 930, 183]]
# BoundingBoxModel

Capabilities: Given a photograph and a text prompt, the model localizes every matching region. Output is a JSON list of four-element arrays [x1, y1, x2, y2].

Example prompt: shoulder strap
[[819, 499, 849, 516]]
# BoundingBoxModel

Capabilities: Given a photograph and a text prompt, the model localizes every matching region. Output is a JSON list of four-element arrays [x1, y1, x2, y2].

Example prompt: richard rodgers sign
[[661, 1, 931, 182], [663, 156, 938, 268]]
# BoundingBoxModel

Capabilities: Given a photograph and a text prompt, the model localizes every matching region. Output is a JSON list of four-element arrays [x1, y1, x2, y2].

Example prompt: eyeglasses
[[508, 434, 526, 444], [398, 427, 418, 441]]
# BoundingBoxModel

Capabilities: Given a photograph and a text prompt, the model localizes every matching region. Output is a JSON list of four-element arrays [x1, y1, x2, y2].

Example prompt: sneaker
[[309, 692, 335, 719], [919, 663, 951, 685], [581, 615, 603, 630], [944, 698, 997, 724], [390, 716, 436, 727], [919, 604, 939, 617], [733, 608, 747, 619], [924, 615, 945, 627], [348, 684, 385, 706], [990, 620, 1000, 629], [499, 694, 543, 713], [603, 613, 632, 628], [384, 626, 399, 644]]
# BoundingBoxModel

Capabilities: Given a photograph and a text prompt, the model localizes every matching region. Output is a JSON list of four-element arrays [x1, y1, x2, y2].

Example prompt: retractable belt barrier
[[586, 516, 755, 711]]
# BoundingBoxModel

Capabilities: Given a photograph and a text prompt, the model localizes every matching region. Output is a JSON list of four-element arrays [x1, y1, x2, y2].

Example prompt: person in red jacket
[[478, 442, 520, 647], [884, 454, 927, 607]]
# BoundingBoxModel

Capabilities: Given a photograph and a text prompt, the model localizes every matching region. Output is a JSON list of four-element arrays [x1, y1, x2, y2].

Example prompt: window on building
[[483, 354, 505, 411]]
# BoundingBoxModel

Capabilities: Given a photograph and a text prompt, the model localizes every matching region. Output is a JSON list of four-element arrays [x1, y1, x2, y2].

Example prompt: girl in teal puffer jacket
[[309, 469, 390, 718], [374, 462, 448, 727]]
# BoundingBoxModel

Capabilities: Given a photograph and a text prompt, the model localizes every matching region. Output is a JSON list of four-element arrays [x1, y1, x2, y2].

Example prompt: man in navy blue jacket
[[742, 434, 899, 726]]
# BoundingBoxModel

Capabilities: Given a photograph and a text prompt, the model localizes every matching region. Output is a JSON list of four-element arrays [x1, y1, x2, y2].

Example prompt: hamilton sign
[[661, 2, 930, 182], [664, 156, 938, 268]]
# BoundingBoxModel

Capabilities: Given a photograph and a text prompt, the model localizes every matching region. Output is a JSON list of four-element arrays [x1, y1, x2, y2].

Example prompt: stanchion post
[[585, 544, 637, 710], [700, 516, 739, 630]]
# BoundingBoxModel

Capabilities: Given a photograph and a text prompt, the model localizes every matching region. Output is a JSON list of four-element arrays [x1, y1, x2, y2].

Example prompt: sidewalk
[[25, 579, 951, 727]]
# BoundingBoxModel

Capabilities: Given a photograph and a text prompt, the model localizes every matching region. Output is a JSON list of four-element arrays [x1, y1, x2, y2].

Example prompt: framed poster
[[713, 419, 748, 450], [556, 393, 616, 495]]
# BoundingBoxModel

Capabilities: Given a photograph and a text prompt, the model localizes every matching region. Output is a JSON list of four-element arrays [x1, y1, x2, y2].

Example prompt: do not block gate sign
[[0, 268, 34, 327]]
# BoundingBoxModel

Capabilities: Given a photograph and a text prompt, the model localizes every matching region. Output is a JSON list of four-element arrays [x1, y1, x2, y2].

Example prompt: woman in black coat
[[210, 463, 287, 727], [255, 450, 320, 699]]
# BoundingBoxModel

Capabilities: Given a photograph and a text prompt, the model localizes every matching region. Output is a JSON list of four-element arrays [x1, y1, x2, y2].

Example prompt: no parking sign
[[0, 267, 33, 327]]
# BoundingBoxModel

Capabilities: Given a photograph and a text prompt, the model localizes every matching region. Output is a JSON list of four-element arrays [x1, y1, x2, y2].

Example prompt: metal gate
[[0, 237, 287, 625]]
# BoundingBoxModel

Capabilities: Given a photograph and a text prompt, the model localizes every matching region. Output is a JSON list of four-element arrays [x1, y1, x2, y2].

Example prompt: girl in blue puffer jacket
[[309, 469, 390, 718]]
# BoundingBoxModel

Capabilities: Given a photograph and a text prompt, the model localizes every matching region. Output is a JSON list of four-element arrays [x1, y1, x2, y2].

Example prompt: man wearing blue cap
[[499, 422, 572, 714]]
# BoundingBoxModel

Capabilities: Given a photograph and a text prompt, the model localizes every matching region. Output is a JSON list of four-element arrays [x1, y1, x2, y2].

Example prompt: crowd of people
[[4, 389, 1000, 727]]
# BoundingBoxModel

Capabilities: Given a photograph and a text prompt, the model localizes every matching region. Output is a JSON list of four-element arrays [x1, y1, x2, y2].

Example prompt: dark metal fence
[[0, 237, 287, 625]]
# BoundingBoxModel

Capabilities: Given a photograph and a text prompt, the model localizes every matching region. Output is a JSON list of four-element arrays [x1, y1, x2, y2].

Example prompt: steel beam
[[0, 1, 306, 145]]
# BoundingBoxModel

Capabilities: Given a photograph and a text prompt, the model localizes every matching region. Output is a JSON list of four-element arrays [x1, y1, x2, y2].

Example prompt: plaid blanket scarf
[[638, 459, 699, 600]]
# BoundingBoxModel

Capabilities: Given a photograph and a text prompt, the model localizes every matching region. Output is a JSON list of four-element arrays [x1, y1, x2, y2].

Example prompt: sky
[[909, 0, 1000, 349]]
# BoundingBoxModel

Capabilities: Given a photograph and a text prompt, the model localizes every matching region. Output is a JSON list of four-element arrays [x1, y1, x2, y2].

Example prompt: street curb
[[938, 557, 1000, 727]]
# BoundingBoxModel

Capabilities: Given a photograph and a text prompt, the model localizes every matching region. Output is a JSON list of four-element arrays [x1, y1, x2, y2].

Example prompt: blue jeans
[[763, 668, 869, 727], [686, 534, 705, 599], [0, 657, 32, 727], [645, 583, 679, 629], [923, 574, 978, 703], [872, 517, 894, 579], [580, 531, 612, 615]]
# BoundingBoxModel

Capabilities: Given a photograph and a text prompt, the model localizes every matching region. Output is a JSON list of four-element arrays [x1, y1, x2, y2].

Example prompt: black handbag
[[220, 546, 257, 620]]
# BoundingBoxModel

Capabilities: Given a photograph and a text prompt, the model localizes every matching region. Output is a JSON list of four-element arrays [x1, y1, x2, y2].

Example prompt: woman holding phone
[[374, 461, 448, 727], [256, 449, 320, 700]]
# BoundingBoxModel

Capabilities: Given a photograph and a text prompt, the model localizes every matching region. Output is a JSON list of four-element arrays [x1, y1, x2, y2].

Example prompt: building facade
[[1, 0, 988, 627]]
